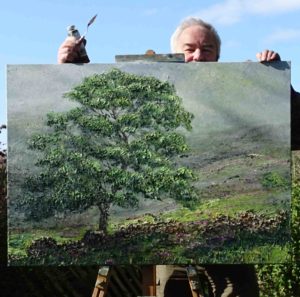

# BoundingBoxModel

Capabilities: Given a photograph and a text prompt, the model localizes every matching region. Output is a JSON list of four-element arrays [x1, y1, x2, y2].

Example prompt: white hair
[[170, 17, 221, 60]]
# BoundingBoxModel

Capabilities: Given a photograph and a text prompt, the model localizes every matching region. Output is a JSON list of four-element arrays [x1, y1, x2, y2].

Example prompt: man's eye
[[184, 49, 194, 53], [203, 48, 213, 53]]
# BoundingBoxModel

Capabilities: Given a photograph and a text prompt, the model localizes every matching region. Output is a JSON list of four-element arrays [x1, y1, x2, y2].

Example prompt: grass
[[8, 191, 290, 265], [187, 244, 290, 264], [8, 226, 88, 259], [261, 171, 290, 190], [109, 213, 157, 232], [159, 190, 288, 223], [10, 234, 289, 266]]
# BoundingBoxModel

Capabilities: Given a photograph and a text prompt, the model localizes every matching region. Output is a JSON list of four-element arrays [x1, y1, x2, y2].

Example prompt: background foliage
[[255, 151, 300, 297]]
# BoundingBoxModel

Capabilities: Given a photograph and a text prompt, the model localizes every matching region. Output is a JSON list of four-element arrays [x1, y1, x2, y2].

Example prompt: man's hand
[[57, 36, 89, 64], [256, 50, 281, 62]]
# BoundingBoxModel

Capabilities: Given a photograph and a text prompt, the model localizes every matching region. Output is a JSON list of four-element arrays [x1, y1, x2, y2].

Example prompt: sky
[[1, 0, 300, 146]]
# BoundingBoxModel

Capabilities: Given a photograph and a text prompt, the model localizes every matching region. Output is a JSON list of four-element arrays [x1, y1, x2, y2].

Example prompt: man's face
[[176, 25, 218, 62]]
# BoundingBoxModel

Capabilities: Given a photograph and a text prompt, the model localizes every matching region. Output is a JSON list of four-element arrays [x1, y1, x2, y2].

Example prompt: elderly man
[[170, 17, 279, 63]]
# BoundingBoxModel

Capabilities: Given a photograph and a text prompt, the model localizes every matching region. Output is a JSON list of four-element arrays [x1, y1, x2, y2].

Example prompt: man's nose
[[193, 48, 205, 61], [193, 48, 201, 61]]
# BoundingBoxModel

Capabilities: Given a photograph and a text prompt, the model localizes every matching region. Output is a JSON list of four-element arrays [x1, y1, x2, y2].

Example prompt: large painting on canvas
[[7, 61, 291, 265]]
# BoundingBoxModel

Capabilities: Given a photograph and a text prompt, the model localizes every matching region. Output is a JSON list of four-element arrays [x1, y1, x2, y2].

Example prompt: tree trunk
[[98, 202, 110, 234]]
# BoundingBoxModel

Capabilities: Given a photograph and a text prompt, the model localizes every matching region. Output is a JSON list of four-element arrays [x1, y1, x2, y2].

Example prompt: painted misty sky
[[1, 0, 300, 144]]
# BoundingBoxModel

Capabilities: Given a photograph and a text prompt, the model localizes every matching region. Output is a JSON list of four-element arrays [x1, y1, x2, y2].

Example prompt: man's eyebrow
[[183, 43, 196, 48], [202, 44, 215, 48], [183, 43, 215, 48]]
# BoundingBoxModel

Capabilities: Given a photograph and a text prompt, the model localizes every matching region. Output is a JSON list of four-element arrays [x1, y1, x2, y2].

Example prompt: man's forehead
[[180, 25, 214, 41]]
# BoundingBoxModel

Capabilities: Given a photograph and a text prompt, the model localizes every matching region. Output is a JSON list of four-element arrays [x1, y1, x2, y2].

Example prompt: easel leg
[[92, 266, 110, 297], [141, 265, 156, 296]]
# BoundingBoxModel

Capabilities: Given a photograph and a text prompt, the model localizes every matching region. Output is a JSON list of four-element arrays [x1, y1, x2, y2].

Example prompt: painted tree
[[21, 68, 196, 233]]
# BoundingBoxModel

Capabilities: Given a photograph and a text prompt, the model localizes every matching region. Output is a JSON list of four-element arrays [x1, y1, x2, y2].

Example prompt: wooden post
[[186, 266, 204, 297], [141, 265, 156, 296], [92, 266, 110, 297]]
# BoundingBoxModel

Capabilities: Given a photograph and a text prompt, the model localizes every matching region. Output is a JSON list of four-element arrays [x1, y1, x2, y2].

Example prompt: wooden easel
[[91, 265, 209, 297], [91, 265, 156, 297], [91, 266, 110, 297]]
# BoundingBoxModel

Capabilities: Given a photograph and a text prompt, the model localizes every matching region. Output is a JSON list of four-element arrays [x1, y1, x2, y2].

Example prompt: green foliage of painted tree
[[20, 69, 196, 232]]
